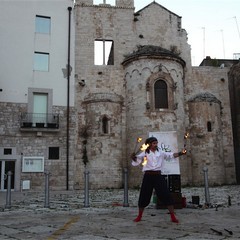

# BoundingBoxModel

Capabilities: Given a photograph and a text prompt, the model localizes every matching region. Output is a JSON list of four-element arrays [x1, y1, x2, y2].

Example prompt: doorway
[[0, 160, 15, 190]]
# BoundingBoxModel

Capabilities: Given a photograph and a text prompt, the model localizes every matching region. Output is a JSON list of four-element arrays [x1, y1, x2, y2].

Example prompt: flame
[[140, 143, 149, 151], [182, 149, 187, 154], [184, 132, 190, 139], [133, 137, 143, 153], [135, 143, 149, 155], [142, 156, 147, 166]]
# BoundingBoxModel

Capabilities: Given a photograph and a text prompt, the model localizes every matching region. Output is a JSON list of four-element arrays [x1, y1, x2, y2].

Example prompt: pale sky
[[94, 0, 240, 66], [135, 0, 240, 66]]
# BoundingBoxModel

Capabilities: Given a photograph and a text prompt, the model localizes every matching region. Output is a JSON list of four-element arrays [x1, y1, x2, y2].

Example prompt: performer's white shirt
[[132, 149, 174, 172]]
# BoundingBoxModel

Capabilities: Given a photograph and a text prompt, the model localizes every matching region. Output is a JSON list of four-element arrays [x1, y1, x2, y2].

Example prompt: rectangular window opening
[[49, 147, 60, 159], [35, 15, 51, 34], [94, 40, 114, 65], [4, 148, 12, 155], [34, 52, 49, 72]]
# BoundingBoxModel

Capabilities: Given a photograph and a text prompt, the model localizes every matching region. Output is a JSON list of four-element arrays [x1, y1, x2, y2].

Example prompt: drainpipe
[[66, 6, 72, 190]]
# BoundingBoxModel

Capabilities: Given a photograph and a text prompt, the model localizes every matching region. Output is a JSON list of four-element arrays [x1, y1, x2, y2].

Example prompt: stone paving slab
[[0, 185, 240, 239]]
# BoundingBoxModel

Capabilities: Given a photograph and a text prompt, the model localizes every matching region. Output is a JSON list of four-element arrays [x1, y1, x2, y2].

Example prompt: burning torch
[[131, 137, 149, 161], [133, 137, 143, 153], [182, 132, 190, 154], [136, 143, 149, 155], [133, 143, 149, 165]]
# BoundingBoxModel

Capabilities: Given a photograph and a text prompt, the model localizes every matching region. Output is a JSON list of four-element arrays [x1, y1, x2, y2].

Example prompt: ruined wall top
[[75, 0, 134, 8]]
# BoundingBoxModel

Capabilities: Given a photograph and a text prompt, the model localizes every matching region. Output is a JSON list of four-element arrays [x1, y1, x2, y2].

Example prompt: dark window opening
[[94, 40, 114, 65], [102, 116, 109, 134], [154, 80, 168, 109], [4, 148, 12, 155], [49, 147, 60, 159], [207, 121, 212, 132]]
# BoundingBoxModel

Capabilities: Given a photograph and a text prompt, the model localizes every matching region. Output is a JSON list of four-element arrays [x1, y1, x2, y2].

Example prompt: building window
[[35, 15, 51, 34], [207, 121, 212, 132], [154, 80, 168, 109], [22, 157, 44, 172], [34, 52, 49, 71], [27, 88, 53, 126], [94, 40, 114, 65], [4, 148, 12, 155], [49, 147, 60, 159], [100, 115, 110, 134], [102, 116, 109, 134]]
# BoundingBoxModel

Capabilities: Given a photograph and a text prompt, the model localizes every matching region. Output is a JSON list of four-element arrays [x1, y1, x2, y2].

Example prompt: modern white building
[[0, 0, 75, 191]]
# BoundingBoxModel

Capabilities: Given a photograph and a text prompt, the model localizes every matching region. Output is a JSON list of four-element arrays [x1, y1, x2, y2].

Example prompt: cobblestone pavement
[[0, 185, 240, 240]]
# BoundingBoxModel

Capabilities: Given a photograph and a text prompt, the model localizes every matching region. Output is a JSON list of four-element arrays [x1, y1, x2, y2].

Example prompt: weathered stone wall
[[73, 1, 237, 188], [123, 57, 187, 186], [0, 102, 77, 191], [188, 99, 225, 185], [228, 62, 240, 183], [187, 68, 236, 185], [74, 1, 134, 188]]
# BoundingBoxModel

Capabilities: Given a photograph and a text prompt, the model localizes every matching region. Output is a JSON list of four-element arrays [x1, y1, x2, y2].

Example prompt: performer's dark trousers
[[138, 171, 173, 208]]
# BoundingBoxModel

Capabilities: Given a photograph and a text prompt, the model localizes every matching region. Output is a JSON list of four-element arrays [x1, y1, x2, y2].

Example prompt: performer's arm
[[131, 152, 144, 166], [173, 149, 186, 158]]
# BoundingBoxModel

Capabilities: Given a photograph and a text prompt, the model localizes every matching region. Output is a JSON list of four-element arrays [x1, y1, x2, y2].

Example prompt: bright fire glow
[[184, 132, 190, 139], [137, 137, 142, 143], [142, 156, 147, 166], [140, 143, 149, 151], [135, 143, 149, 155]]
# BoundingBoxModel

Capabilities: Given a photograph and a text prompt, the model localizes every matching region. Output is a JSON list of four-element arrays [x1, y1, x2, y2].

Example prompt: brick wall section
[[0, 102, 77, 191]]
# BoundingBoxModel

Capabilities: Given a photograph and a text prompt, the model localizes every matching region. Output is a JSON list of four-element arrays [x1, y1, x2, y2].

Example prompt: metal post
[[5, 171, 12, 209], [203, 166, 210, 205], [123, 168, 129, 207], [44, 171, 50, 208], [84, 170, 90, 207]]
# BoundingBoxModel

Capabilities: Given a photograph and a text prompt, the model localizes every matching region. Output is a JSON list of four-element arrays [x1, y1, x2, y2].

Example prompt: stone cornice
[[75, 3, 134, 10]]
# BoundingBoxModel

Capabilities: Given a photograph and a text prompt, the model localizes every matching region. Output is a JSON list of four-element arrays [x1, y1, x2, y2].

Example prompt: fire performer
[[131, 136, 186, 223]]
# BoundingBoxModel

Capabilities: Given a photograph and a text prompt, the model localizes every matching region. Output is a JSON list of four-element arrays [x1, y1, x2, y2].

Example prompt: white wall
[[0, 0, 75, 106]]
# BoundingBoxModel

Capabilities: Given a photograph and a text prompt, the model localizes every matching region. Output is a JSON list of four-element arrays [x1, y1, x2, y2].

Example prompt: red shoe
[[134, 215, 142, 222], [170, 213, 179, 223]]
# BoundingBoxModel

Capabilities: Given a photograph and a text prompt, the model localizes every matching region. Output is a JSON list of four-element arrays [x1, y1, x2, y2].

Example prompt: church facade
[[74, 0, 237, 188]]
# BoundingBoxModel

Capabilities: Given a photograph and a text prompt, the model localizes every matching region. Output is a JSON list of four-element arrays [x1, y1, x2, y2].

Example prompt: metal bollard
[[84, 170, 90, 207], [5, 171, 12, 209], [123, 168, 129, 207], [44, 171, 50, 208], [203, 166, 210, 205], [228, 195, 231, 206]]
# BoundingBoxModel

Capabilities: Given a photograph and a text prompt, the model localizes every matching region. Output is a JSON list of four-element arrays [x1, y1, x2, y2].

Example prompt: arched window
[[102, 116, 109, 134], [207, 121, 212, 132], [154, 80, 168, 109]]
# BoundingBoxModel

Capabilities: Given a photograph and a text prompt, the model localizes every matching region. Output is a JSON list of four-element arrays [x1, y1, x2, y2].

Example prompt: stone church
[[73, 0, 239, 189], [1, 0, 239, 192]]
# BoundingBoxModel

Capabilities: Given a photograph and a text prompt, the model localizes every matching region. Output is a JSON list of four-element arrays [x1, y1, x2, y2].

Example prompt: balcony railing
[[20, 113, 59, 129]]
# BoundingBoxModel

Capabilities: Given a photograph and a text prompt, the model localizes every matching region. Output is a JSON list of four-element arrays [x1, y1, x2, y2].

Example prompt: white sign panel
[[149, 131, 180, 175]]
